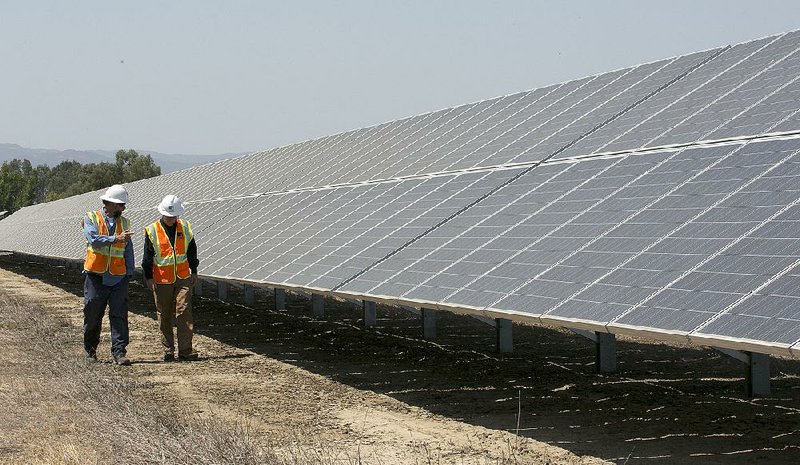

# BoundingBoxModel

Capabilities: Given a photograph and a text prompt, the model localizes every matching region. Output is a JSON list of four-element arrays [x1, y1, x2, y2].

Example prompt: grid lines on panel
[[645, 31, 800, 148], [201, 188, 360, 279], [409, 88, 557, 175], [365, 103, 496, 181], [584, 35, 782, 155], [469, 73, 624, 167], [510, 52, 719, 164], [478, 143, 746, 318], [366, 148, 690, 311], [430, 83, 568, 172], [283, 168, 523, 292], [237, 181, 409, 284], [314, 115, 434, 186], [540, 139, 800, 331], [449, 76, 599, 170]]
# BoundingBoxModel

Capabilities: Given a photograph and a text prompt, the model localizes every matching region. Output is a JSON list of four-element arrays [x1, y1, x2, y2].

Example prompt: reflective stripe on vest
[[146, 219, 193, 284], [83, 210, 129, 275]]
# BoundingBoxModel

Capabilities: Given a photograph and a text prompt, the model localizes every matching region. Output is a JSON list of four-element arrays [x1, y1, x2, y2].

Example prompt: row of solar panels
[[2, 135, 800, 357], [2, 31, 800, 360], [7, 29, 800, 224]]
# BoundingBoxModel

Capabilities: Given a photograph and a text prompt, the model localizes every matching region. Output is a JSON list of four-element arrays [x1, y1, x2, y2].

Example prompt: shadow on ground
[[3, 254, 799, 465]]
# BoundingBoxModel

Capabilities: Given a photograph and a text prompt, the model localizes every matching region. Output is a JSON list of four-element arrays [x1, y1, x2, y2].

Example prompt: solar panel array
[[2, 30, 800, 359]]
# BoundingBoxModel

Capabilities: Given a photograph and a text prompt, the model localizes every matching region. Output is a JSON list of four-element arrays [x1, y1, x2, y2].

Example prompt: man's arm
[[83, 215, 132, 247], [187, 238, 199, 286], [188, 238, 199, 275], [142, 230, 156, 290], [124, 237, 135, 277], [83, 215, 115, 248]]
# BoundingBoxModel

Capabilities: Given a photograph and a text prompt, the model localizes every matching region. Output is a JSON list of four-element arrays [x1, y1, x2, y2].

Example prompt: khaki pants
[[153, 277, 193, 356]]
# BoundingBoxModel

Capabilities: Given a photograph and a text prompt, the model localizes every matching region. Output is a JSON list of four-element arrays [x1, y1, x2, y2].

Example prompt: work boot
[[163, 353, 175, 362], [113, 354, 132, 366], [178, 352, 199, 361]]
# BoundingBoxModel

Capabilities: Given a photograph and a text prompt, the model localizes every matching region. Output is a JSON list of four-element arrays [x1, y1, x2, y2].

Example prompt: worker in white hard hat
[[142, 194, 200, 362], [82, 184, 135, 366]]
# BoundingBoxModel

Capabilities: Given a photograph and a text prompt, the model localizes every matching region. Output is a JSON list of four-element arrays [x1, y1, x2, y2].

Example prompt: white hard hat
[[158, 194, 185, 217], [100, 184, 129, 204]]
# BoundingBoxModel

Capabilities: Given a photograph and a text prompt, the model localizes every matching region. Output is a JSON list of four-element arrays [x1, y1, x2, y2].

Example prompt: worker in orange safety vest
[[82, 184, 135, 366], [142, 194, 199, 362]]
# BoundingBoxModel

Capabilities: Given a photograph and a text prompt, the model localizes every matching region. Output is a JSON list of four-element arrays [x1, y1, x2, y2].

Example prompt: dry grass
[[0, 292, 554, 465], [0, 293, 271, 464]]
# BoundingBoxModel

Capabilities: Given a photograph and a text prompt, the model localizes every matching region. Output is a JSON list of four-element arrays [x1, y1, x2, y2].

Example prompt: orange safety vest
[[83, 210, 129, 275], [145, 219, 194, 284]]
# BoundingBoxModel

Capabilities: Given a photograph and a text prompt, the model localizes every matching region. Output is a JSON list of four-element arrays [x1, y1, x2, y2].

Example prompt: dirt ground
[[1, 253, 799, 464]]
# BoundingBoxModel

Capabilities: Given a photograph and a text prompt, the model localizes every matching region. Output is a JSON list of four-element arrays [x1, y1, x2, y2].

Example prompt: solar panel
[[2, 30, 800, 363], [345, 148, 697, 307], [563, 33, 787, 156], [195, 167, 521, 290], [573, 139, 800, 329], [332, 138, 800, 352], [319, 116, 431, 184], [369, 101, 504, 179], [649, 31, 800, 147], [518, 50, 722, 163], [435, 85, 568, 171], [479, 70, 632, 165], [406, 90, 546, 174]]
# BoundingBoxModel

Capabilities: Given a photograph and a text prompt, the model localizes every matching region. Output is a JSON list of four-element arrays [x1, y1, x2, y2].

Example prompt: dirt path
[[2, 254, 800, 464], [0, 261, 606, 465]]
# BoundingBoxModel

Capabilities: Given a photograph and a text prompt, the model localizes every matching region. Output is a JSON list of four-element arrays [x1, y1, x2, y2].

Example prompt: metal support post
[[244, 284, 255, 306], [194, 278, 203, 296], [363, 300, 377, 328], [746, 352, 771, 397], [217, 281, 228, 301], [714, 348, 771, 397], [569, 329, 617, 373], [312, 293, 324, 318], [274, 288, 285, 311], [496, 318, 513, 353], [422, 307, 437, 339], [596, 332, 617, 373]]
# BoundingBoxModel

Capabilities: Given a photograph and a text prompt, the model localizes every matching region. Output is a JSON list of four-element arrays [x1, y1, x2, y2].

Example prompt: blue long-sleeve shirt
[[83, 212, 135, 286]]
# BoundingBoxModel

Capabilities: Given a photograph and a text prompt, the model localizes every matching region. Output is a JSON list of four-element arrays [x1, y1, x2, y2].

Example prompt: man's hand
[[115, 230, 134, 243], [145, 279, 155, 291]]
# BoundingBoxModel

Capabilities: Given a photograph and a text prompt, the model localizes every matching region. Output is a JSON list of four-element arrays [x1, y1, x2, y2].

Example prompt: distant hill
[[0, 143, 249, 174]]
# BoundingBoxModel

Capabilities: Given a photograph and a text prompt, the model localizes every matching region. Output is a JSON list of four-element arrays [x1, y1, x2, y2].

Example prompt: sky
[[2, 0, 800, 155]]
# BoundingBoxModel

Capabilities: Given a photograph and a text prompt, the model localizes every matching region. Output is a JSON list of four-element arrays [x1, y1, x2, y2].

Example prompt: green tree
[[115, 149, 161, 182], [31, 164, 50, 204], [0, 149, 161, 212], [0, 159, 42, 213], [46, 161, 83, 201], [0, 160, 26, 213]]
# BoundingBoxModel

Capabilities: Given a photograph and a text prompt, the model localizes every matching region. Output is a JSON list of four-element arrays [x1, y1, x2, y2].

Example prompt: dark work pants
[[83, 273, 130, 356]]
